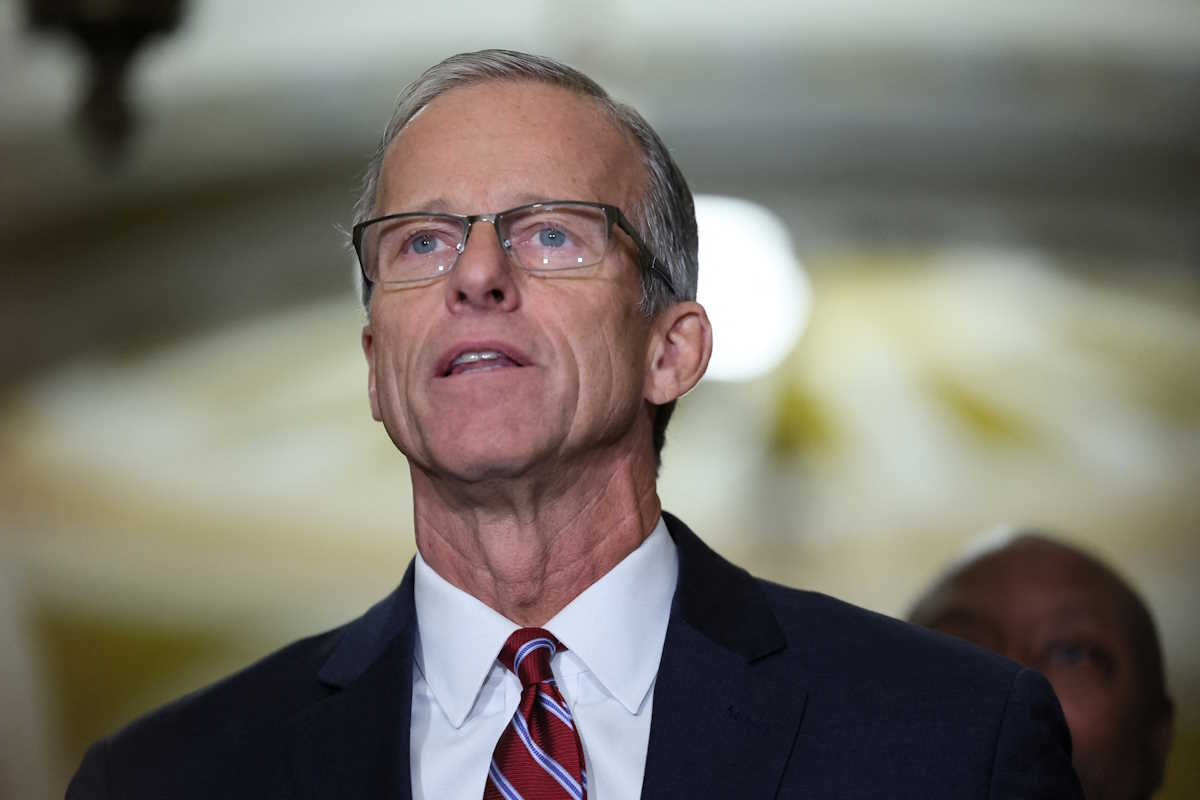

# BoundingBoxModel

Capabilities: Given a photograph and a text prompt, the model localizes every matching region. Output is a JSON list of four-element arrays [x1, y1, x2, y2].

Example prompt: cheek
[[580, 301, 648, 406], [1050, 678, 1129, 757], [1056, 694, 1106, 747], [372, 359, 413, 449], [370, 321, 426, 433]]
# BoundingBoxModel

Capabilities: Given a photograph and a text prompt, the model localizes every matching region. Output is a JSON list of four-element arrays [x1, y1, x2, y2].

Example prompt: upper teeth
[[451, 351, 504, 367]]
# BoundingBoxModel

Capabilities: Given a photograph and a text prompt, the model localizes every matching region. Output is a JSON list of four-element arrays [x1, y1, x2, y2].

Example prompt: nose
[[444, 218, 520, 314]]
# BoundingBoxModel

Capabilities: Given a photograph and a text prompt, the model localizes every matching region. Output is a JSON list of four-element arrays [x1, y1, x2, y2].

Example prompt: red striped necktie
[[483, 628, 588, 800]]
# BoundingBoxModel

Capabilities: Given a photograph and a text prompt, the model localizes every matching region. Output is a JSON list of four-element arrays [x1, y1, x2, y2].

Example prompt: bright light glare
[[695, 195, 810, 382]]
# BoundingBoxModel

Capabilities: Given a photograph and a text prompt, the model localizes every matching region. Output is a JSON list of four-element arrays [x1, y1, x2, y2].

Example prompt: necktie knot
[[499, 627, 562, 688], [486, 627, 587, 800]]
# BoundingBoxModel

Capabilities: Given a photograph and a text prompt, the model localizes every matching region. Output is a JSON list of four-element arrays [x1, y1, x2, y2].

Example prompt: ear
[[644, 301, 713, 405], [361, 324, 383, 421]]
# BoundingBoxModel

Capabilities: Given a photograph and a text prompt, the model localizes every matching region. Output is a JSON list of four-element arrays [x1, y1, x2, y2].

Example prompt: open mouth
[[442, 348, 525, 377]]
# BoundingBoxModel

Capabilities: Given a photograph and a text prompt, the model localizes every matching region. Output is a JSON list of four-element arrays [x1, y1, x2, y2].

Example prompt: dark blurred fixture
[[27, 0, 186, 162]]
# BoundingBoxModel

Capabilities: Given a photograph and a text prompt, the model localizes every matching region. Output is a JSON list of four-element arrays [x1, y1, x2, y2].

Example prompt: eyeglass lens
[[363, 204, 612, 284]]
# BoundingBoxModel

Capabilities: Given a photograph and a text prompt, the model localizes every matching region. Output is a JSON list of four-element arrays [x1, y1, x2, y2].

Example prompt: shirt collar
[[546, 517, 678, 714], [413, 552, 518, 729], [412, 517, 678, 725]]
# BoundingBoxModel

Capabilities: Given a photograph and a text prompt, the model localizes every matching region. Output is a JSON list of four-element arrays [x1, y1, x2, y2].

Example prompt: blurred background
[[2, 0, 1198, 796]]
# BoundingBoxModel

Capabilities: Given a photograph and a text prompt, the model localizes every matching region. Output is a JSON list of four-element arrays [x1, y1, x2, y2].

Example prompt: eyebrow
[[386, 193, 594, 216], [1040, 607, 1112, 628], [395, 196, 454, 214]]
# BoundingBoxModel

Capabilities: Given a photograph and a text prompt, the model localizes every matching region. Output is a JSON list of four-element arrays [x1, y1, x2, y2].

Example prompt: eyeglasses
[[352, 200, 677, 296]]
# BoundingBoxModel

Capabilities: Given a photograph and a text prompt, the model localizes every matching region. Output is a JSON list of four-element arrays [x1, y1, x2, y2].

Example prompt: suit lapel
[[283, 565, 417, 800], [640, 514, 809, 799]]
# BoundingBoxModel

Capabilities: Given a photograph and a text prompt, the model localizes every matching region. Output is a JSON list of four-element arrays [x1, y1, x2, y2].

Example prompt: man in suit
[[68, 49, 1083, 798], [910, 530, 1174, 799]]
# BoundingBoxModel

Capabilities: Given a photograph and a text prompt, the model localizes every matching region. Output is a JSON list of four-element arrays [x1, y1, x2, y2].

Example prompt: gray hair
[[352, 49, 699, 463]]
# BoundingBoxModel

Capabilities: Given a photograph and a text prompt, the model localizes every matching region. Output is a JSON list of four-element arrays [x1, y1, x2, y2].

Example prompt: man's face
[[913, 541, 1166, 800], [362, 80, 655, 484]]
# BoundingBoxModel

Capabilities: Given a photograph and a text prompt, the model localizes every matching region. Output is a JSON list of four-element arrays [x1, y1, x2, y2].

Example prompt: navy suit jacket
[[68, 513, 1082, 798]]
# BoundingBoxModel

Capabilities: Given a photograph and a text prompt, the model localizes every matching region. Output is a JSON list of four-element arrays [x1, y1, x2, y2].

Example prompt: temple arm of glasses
[[612, 213, 678, 298]]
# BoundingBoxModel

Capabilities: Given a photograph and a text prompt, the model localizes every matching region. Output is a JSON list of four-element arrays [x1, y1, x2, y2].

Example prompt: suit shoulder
[[79, 623, 347, 796], [756, 578, 1024, 696], [751, 579, 1079, 796], [120, 624, 343, 743]]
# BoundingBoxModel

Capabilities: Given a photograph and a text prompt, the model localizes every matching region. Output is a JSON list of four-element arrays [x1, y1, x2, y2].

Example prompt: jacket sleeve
[[989, 667, 1084, 799], [66, 739, 110, 800]]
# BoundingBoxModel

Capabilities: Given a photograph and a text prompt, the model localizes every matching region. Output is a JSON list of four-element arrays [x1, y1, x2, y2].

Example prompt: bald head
[[910, 532, 1173, 800]]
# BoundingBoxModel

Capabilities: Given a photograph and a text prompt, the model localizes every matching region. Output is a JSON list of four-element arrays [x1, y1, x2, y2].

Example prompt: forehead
[[939, 544, 1126, 630], [377, 79, 644, 214]]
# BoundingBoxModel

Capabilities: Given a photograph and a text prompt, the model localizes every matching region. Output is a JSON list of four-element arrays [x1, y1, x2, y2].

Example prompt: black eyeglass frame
[[351, 200, 678, 297]]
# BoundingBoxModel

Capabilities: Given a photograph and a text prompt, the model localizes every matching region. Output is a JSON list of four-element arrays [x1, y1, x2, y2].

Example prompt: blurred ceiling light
[[694, 195, 810, 382]]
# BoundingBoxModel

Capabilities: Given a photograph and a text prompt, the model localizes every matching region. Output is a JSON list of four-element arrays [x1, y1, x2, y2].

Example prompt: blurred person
[[67, 50, 1082, 798], [909, 530, 1174, 800]]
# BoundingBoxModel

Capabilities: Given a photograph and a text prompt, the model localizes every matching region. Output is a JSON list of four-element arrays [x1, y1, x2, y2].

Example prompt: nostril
[[489, 289, 505, 303]]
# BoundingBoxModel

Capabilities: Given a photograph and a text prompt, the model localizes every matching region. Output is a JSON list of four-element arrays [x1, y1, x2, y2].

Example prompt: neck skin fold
[[409, 436, 661, 627]]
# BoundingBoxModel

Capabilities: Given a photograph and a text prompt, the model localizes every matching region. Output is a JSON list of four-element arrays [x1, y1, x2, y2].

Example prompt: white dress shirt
[[410, 518, 679, 800]]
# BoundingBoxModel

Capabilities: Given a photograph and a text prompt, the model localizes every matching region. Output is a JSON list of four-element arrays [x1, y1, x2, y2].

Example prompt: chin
[[415, 408, 565, 477], [434, 452, 546, 484], [421, 434, 551, 484]]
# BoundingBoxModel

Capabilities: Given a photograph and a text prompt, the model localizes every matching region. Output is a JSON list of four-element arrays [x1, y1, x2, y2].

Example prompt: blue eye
[[538, 227, 568, 247], [1048, 642, 1087, 666], [410, 234, 438, 254], [1043, 640, 1116, 678]]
